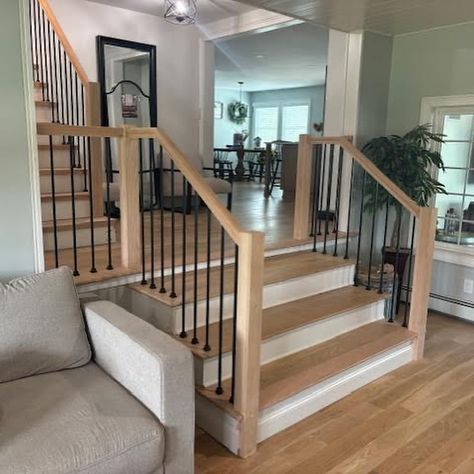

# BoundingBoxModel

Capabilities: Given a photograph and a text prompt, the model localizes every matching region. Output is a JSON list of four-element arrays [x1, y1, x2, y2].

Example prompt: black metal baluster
[[46, 20, 55, 122], [52, 31, 60, 123], [333, 146, 344, 256], [81, 84, 87, 191], [389, 204, 402, 323], [86, 136, 97, 274], [323, 144, 335, 254], [74, 72, 81, 168], [104, 137, 113, 270], [64, 53, 70, 127], [58, 40, 65, 125], [149, 139, 156, 289], [312, 144, 322, 252], [354, 171, 367, 286], [48, 135, 59, 268], [69, 136, 79, 276], [344, 159, 355, 260], [37, 3, 46, 101], [230, 244, 239, 404], [139, 139, 147, 285], [192, 189, 200, 345], [318, 145, 327, 236], [31, 0, 39, 82], [310, 145, 319, 238], [366, 182, 379, 290], [41, 10, 49, 102], [379, 199, 390, 295], [180, 177, 188, 339], [203, 207, 212, 352], [170, 160, 177, 298], [403, 216, 417, 327], [159, 146, 166, 293], [216, 223, 226, 396]]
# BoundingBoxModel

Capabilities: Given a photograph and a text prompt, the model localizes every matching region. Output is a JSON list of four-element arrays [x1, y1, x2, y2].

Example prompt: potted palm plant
[[362, 124, 446, 305]]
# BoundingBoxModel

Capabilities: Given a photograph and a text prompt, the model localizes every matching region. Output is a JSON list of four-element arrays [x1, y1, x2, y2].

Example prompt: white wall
[[0, 0, 40, 281], [49, 0, 203, 166], [214, 88, 250, 148]]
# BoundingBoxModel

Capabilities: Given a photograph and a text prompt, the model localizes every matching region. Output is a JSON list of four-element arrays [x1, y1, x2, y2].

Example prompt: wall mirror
[[97, 36, 157, 127]]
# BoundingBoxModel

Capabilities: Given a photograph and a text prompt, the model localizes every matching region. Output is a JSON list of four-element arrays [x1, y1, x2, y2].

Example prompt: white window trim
[[420, 94, 474, 266]]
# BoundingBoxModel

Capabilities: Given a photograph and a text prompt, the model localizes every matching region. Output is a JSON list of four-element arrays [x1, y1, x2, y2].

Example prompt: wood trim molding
[[38, 0, 89, 85]]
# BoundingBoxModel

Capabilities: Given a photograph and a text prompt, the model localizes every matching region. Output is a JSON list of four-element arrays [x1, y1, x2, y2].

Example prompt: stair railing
[[37, 122, 265, 458], [29, 0, 103, 217], [294, 135, 437, 360]]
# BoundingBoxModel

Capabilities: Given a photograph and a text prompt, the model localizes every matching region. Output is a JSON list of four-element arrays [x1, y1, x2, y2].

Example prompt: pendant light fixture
[[238, 81, 244, 102], [164, 0, 197, 25]]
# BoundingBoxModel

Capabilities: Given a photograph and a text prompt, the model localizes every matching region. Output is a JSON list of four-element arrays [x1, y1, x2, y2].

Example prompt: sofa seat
[[0, 363, 165, 474]]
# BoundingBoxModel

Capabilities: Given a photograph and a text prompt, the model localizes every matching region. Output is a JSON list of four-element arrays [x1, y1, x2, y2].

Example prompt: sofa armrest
[[82, 300, 194, 474]]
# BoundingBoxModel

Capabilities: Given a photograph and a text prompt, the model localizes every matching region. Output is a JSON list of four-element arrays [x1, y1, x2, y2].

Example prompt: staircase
[[116, 246, 416, 454], [30, 1, 116, 255]]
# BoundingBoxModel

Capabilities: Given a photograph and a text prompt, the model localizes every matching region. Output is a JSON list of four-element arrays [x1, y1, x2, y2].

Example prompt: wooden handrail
[[128, 127, 246, 245], [310, 136, 421, 218], [38, 0, 89, 85], [37, 122, 124, 138]]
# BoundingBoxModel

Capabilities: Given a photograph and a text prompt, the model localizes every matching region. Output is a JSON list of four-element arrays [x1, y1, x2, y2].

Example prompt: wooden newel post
[[119, 130, 141, 270], [408, 206, 437, 360], [293, 134, 313, 240], [86, 82, 104, 218], [235, 231, 265, 458]]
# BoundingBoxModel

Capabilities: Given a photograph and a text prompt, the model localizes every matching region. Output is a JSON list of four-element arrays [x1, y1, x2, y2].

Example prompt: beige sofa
[[0, 267, 194, 474]]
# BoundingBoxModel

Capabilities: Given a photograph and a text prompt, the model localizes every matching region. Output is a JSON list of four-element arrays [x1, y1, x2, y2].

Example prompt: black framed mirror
[[97, 36, 157, 127]]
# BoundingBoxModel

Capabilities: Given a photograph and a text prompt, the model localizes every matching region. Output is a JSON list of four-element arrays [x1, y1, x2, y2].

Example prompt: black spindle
[[180, 176, 188, 339], [69, 136, 79, 276], [403, 216, 417, 327], [192, 190, 200, 345], [333, 146, 344, 256], [203, 207, 212, 352], [366, 182, 379, 290], [86, 136, 97, 273], [318, 145, 327, 236], [139, 139, 147, 285], [170, 161, 177, 298], [312, 144, 322, 252], [48, 135, 59, 268], [149, 139, 156, 289], [216, 223, 226, 396], [323, 144, 335, 254], [105, 138, 113, 270], [344, 159, 355, 260], [354, 171, 367, 286], [379, 199, 390, 294], [230, 244, 239, 404], [159, 146, 166, 293], [389, 204, 402, 323]]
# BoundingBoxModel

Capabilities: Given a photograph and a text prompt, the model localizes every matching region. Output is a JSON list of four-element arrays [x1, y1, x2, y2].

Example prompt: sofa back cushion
[[0, 267, 91, 383]]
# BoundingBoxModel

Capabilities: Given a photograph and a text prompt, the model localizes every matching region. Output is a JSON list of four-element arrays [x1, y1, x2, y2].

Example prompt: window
[[281, 105, 310, 142], [253, 106, 279, 143], [434, 110, 474, 247], [252, 103, 310, 143]]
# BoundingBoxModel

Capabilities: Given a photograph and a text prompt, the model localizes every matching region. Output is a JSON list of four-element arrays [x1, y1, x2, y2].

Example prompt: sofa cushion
[[0, 363, 165, 474], [0, 266, 91, 383]]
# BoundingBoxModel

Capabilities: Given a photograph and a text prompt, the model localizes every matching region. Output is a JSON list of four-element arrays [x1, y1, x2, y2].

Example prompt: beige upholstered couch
[[0, 267, 194, 474]]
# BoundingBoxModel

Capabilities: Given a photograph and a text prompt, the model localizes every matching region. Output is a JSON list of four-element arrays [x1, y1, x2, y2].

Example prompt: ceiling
[[215, 22, 328, 91], [87, 0, 255, 24], [235, 0, 474, 35]]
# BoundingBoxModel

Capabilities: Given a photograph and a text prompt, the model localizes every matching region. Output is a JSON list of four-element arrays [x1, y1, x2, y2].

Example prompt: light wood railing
[[294, 135, 437, 360], [37, 122, 265, 458]]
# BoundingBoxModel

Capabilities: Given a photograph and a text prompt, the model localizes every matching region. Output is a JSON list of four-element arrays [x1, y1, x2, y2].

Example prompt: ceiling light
[[164, 0, 197, 25]]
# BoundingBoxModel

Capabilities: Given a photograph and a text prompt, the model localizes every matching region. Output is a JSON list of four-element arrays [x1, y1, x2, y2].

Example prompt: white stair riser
[[43, 224, 116, 251], [196, 342, 414, 455], [171, 264, 355, 334], [41, 198, 89, 221], [38, 148, 71, 167], [196, 299, 386, 387], [36, 105, 51, 122], [40, 173, 84, 194]]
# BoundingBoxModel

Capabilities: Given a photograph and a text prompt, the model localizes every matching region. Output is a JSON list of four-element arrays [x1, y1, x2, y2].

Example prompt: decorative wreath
[[228, 101, 248, 125]]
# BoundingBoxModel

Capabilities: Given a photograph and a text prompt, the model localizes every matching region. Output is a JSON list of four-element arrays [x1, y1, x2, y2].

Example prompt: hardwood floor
[[195, 312, 474, 473], [44, 183, 335, 285]]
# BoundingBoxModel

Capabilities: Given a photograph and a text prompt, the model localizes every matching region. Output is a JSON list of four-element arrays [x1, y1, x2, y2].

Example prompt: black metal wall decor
[[164, 0, 197, 25]]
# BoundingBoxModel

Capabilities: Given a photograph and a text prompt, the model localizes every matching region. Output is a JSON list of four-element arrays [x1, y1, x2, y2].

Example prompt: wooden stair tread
[[38, 144, 78, 150], [41, 191, 89, 201], [42, 216, 112, 231], [130, 250, 354, 307], [199, 322, 415, 415], [181, 286, 387, 359], [39, 167, 85, 175]]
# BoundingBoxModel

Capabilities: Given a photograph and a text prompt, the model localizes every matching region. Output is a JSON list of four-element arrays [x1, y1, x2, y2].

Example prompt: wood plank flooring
[[195, 312, 474, 473], [44, 182, 340, 286]]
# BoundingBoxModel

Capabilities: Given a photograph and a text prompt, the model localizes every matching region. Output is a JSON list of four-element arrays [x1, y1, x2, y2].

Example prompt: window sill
[[434, 241, 474, 267]]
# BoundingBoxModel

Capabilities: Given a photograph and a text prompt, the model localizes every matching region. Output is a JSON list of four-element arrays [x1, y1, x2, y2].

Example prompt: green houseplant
[[362, 124, 446, 248]]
